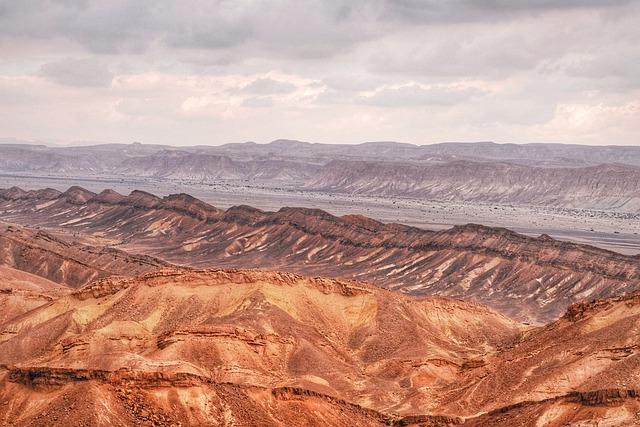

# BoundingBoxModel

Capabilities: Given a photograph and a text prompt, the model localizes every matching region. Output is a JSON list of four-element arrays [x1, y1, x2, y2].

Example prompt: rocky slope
[[437, 291, 640, 414], [2, 186, 640, 323], [0, 268, 519, 425], [0, 265, 67, 325], [0, 372, 462, 427], [0, 222, 170, 288], [1, 267, 640, 426], [441, 290, 640, 426]]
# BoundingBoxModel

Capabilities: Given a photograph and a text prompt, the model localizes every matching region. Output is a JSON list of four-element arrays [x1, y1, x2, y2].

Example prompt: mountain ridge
[[2, 186, 639, 323]]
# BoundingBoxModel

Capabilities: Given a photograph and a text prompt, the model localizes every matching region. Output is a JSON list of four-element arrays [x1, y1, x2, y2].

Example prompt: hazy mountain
[[2, 141, 640, 211], [4, 139, 640, 166], [309, 159, 640, 211]]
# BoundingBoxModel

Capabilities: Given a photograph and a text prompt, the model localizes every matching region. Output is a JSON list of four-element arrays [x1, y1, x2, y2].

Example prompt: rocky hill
[[0, 223, 170, 287], [1, 267, 640, 426], [2, 186, 639, 323], [308, 159, 640, 211]]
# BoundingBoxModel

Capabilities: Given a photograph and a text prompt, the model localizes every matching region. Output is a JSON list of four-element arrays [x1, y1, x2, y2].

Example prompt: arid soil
[[2, 186, 639, 323], [0, 224, 170, 288], [2, 184, 640, 425], [1, 267, 640, 426]]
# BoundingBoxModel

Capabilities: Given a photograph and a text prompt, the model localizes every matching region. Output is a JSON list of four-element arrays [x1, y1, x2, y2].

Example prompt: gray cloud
[[381, 0, 632, 23], [239, 78, 297, 94], [39, 57, 114, 87], [242, 96, 274, 108], [0, 0, 639, 145], [2, 1, 631, 58]]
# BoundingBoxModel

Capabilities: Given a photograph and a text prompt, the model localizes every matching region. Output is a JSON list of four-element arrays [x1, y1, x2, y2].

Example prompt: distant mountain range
[[4, 138, 640, 165], [1, 139, 640, 211]]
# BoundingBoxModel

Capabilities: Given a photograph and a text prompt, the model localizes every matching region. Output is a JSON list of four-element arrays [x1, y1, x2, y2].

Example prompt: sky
[[0, 0, 639, 146]]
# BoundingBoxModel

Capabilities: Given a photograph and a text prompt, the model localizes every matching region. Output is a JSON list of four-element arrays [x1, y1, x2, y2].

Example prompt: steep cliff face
[[2, 186, 639, 323]]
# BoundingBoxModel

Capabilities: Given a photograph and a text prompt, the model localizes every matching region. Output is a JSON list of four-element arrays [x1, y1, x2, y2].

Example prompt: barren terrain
[[2, 186, 639, 324], [1, 141, 640, 425], [2, 266, 640, 426], [4, 174, 639, 255], [1, 181, 640, 425]]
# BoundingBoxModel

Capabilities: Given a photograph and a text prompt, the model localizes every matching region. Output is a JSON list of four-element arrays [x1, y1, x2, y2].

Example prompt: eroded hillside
[[2, 186, 639, 323], [1, 267, 640, 426], [0, 223, 170, 288]]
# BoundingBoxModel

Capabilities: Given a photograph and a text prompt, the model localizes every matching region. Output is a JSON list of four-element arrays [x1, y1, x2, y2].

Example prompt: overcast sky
[[1, 0, 638, 146]]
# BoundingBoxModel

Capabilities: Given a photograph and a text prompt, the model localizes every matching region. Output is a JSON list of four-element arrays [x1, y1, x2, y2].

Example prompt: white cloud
[[238, 78, 297, 94], [361, 83, 487, 107]]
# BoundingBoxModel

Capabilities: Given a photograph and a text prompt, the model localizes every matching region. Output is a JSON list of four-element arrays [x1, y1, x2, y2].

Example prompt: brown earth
[[0, 269, 520, 414], [2, 186, 639, 323], [0, 265, 67, 325], [0, 223, 171, 288], [1, 267, 640, 425]]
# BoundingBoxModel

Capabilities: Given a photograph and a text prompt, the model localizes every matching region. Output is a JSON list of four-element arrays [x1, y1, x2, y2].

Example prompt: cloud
[[0, 1, 376, 58], [0, 0, 634, 61], [380, 0, 632, 23], [242, 96, 274, 108], [39, 57, 114, 87], [238, 78, 297, 94], [361, 83, 486, 107], [0, 0, 639, 145]]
